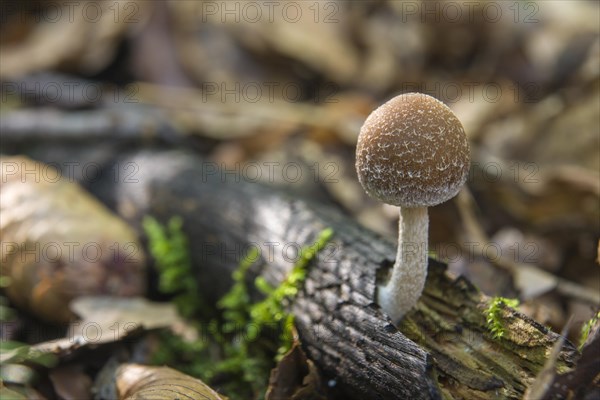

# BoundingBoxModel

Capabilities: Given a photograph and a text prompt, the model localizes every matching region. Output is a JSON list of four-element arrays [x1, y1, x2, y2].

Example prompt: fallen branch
[[96, 150, 576, 399]]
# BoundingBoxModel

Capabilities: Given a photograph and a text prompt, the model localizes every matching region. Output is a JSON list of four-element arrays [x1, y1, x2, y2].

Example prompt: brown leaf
[[70, 296, 187, 344], [266, 332, 327, 400], [0, 1, 144, 78], [116, 364, 228, 400], [49, 364, 93, 400], [0, 156, 146, 323]]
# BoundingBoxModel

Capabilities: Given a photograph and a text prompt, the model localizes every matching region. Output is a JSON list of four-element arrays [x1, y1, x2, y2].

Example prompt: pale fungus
[[356, 93, 470, 322]]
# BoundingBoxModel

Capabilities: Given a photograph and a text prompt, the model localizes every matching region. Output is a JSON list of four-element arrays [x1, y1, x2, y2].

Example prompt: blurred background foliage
[[0, 0, 599, 398]]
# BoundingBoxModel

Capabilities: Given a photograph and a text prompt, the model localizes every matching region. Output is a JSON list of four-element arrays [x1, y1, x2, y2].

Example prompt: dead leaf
[[0, 156, 146, 323], [69, 296, 185, 344], [266, 330, 327, 400], [115, 363, 228, 400], [49, 364, 93, 400], [209, 1, 360, 85], [0, 1, 145, 79], [514, 264, 558, 300]]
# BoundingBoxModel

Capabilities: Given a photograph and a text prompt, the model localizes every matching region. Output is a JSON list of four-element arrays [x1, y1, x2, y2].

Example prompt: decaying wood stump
[[93, 150, 576, 399]]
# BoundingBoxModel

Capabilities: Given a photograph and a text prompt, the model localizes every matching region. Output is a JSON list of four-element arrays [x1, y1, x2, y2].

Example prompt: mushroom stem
[[378, 206, 428, 323]]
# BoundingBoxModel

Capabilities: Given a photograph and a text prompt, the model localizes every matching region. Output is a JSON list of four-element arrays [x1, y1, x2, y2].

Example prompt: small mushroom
[[356, 93, 470, 322]]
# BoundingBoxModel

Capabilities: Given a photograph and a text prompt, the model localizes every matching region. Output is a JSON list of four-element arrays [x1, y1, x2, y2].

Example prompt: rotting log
[[95, 150, 576, 400]]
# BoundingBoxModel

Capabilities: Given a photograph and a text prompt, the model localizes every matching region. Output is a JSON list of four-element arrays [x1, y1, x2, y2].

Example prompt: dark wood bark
[[98, 150, 576, 400]]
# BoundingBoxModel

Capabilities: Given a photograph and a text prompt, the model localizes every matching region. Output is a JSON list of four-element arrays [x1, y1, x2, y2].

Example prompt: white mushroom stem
[[377, 206, 428, 323]]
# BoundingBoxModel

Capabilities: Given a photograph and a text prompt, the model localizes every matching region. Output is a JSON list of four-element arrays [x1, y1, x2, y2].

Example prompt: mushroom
[[356, 93, 470, 322]]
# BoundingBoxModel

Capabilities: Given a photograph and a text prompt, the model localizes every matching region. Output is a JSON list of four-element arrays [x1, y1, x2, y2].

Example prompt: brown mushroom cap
[[356, 93, 470, 207]]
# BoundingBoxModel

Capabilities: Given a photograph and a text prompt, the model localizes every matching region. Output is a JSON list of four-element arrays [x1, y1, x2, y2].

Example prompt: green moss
[[486, 297, 520, 339], [143, 216, 204, 318], [578, 311, 600, 351], [144, 216, 334, 399], [216, 246, 258, 332], [249, 228, 334, 358], [214, 227, 334, 392]]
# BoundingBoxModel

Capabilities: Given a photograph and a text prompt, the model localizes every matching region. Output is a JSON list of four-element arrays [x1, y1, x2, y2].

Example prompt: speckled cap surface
[[356, 93, 470, 207]]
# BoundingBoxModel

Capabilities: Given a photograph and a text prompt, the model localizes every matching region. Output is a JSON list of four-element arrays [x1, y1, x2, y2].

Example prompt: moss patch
[[486, 297, 520, 340], [144, 216, 333, 399]]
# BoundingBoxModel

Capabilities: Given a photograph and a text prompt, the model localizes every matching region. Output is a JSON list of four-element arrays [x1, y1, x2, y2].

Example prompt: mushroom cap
[[356, 93, 470, 208]]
